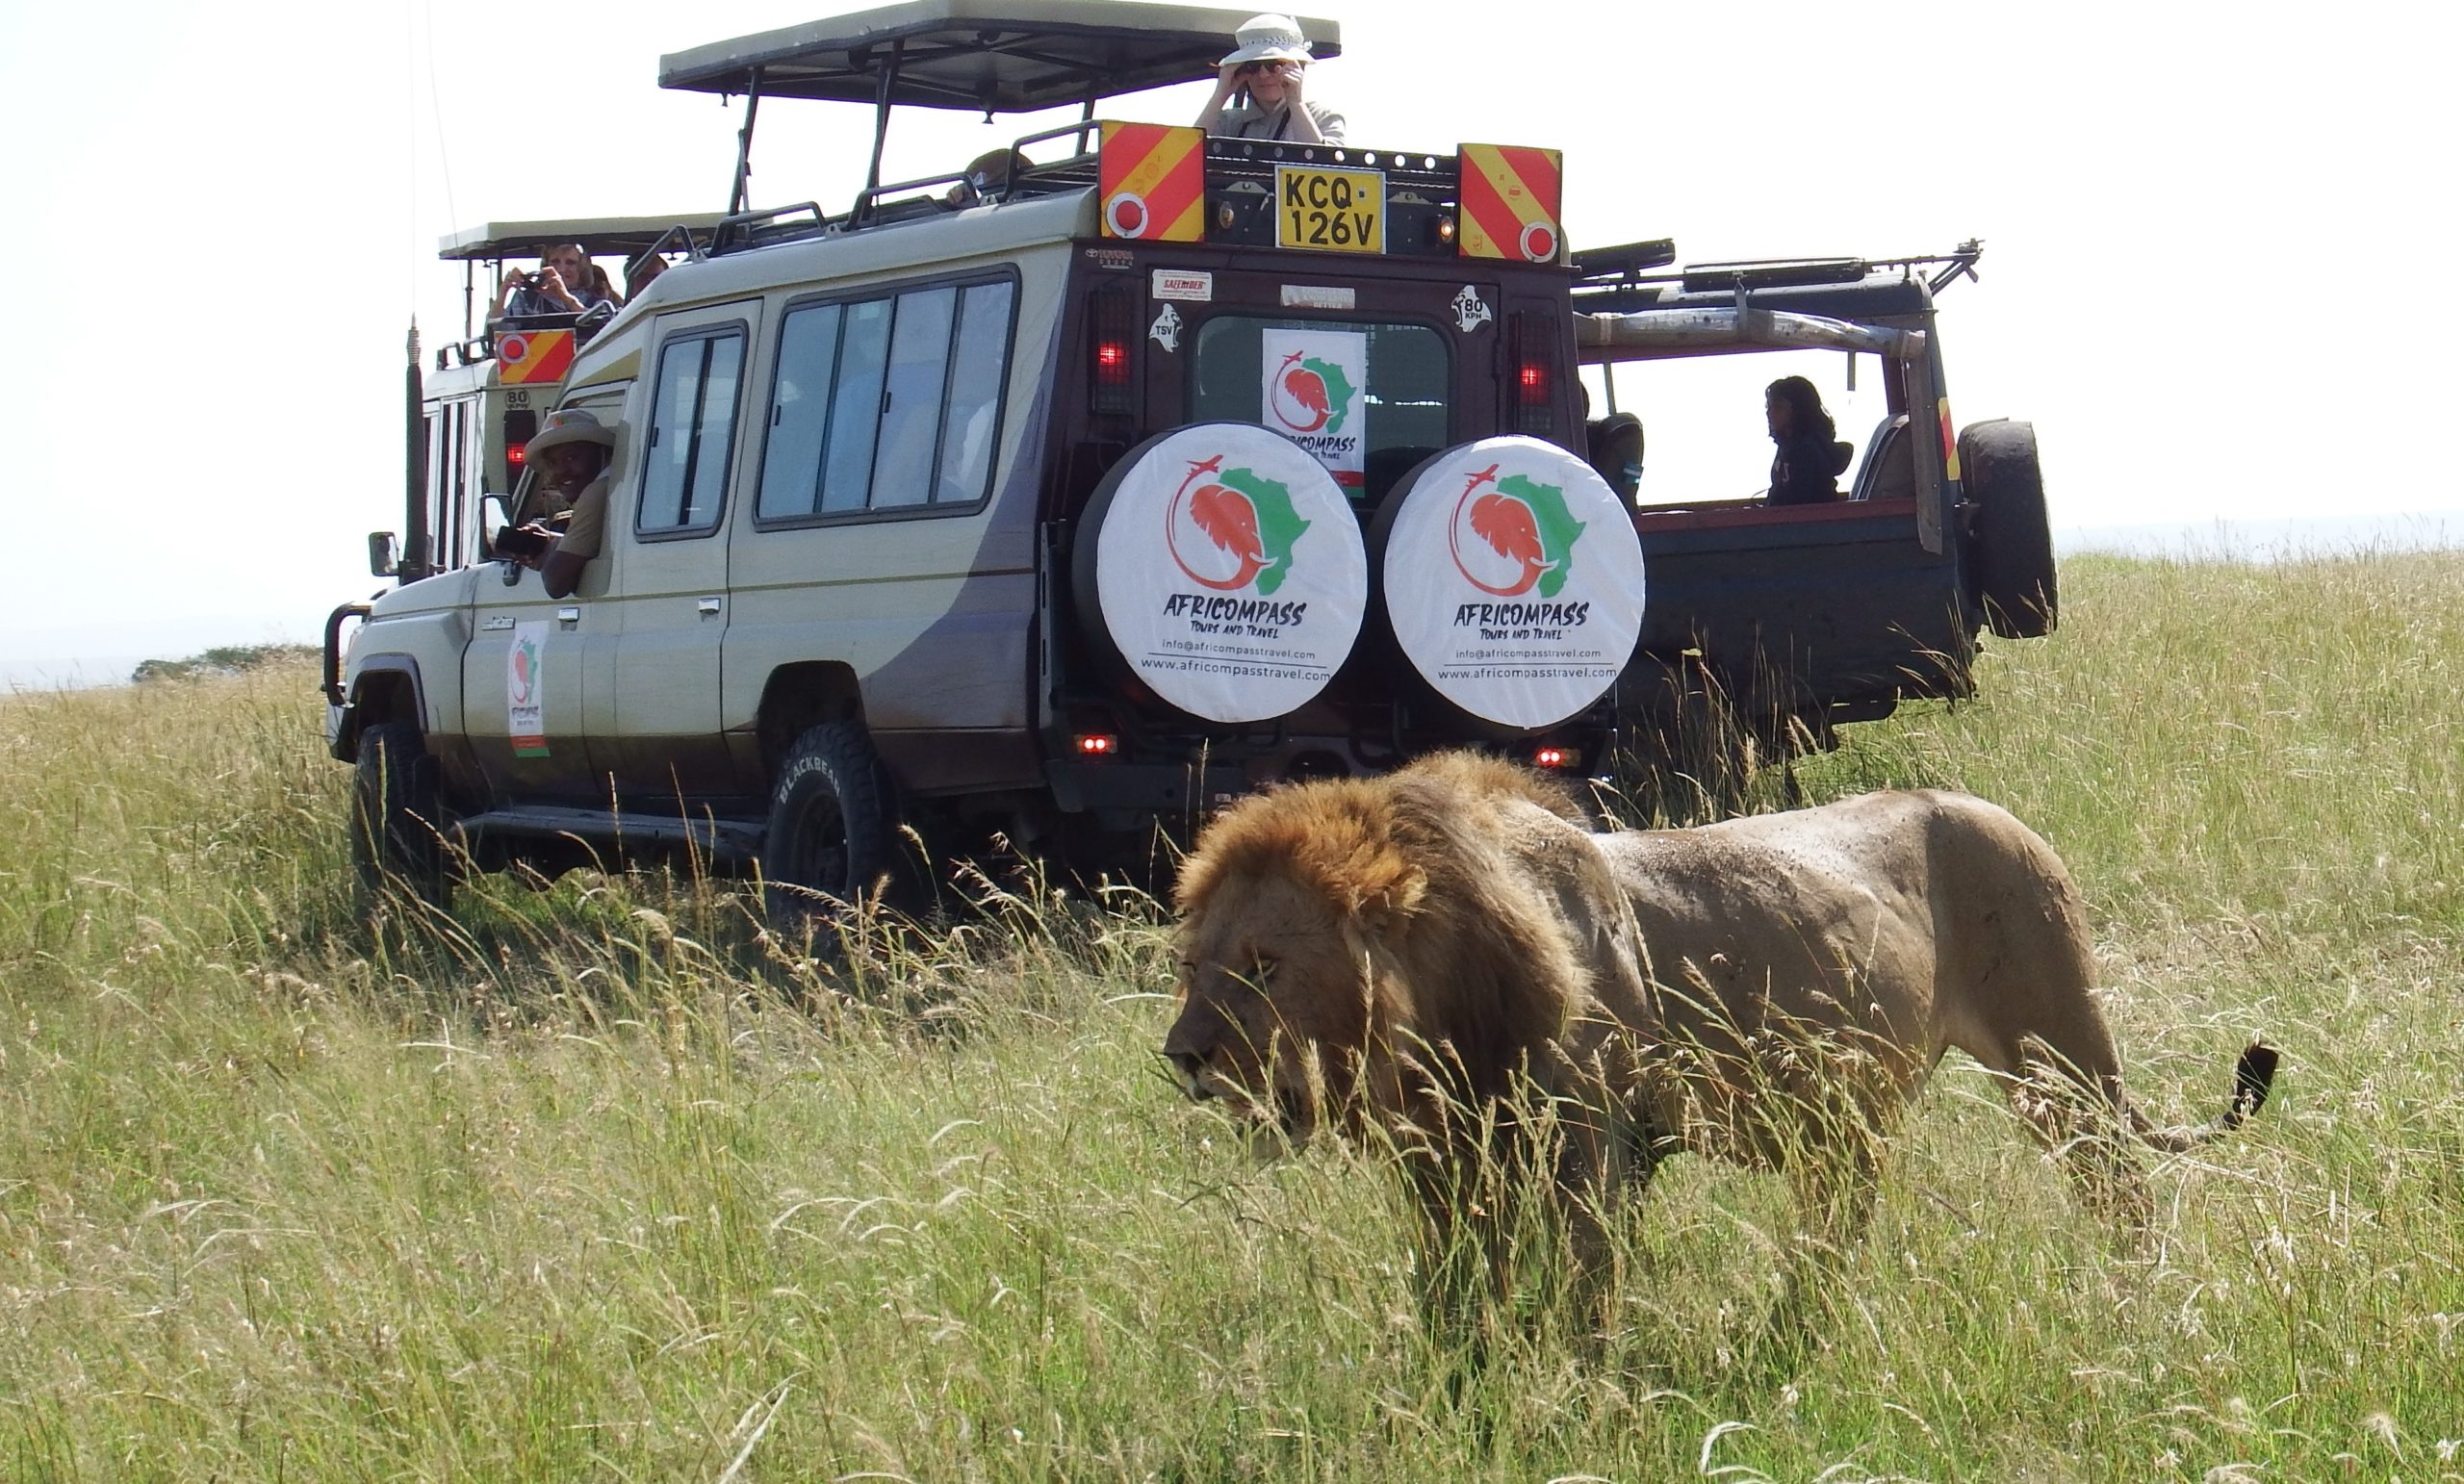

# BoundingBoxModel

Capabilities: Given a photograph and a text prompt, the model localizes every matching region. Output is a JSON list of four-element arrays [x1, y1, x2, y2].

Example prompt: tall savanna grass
[[2, 550, 2460, 1480]]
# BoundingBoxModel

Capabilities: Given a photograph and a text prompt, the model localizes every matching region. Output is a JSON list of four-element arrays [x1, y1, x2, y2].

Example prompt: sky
[[1, 0, 2456, 681]]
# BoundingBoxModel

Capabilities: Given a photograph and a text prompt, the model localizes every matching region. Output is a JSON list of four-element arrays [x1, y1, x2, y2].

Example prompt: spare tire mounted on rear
[[1072, 423, 1369, 725]]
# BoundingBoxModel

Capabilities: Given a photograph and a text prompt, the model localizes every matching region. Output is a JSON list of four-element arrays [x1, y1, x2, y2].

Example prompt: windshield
[[1190, 315, 1449, 503]]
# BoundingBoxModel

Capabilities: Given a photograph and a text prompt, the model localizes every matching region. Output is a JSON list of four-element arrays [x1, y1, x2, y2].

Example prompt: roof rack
[[1571, 239, 1678, 290], [1569, 241, 1987, 311]]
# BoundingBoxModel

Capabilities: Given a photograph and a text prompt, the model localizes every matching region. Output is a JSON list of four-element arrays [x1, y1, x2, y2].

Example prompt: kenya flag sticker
[[1090, 424, 1367, 724], [1377, 437, 1646, 729]]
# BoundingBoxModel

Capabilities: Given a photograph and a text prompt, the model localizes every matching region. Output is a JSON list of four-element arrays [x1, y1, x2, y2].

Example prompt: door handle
[[556, 606, 581, 627], [697, 597, 723, 617]]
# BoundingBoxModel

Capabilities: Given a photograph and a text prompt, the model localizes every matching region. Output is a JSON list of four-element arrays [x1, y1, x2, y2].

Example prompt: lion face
[[1163, 868, 1378, 1142]]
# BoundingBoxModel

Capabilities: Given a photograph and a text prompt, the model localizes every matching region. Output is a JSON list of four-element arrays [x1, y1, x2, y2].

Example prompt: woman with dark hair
[[1765, 374, 1846, 505]]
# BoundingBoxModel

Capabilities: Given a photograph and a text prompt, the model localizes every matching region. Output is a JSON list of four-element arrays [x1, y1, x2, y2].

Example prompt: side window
[[821, 300, 892, 514], [937, 281, 1014, 505], [870, 286, 957, 509], [755, 274, 1017, 523], [758, 304, 843, 521], [639, 330, 745, 534]]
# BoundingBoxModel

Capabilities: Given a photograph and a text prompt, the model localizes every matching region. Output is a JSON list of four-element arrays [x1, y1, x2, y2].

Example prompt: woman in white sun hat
[[1195, 13, 1345, 143]]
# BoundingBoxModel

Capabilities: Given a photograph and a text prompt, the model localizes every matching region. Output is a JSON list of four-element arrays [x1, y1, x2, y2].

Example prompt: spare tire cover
[[1078, 423, 1369, 725], [1373, 436, 1647, 731]]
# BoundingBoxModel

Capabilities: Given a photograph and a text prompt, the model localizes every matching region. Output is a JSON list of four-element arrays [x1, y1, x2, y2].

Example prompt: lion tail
[[2131, 1043, 2279, 1154]]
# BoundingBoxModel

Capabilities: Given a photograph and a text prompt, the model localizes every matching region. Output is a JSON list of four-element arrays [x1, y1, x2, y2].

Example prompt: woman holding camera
[[494, 243, 620, 324], [1195, 13, 1344, 143]]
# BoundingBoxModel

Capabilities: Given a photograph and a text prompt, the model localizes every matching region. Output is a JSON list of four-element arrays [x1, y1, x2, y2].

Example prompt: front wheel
[[760, 721, 897, 934], [350, 722, 450, 912]]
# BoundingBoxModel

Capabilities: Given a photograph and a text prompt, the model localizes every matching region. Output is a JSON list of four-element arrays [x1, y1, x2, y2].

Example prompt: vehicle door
[[603, 303, 758, 797], [457, 385, 629, 802]]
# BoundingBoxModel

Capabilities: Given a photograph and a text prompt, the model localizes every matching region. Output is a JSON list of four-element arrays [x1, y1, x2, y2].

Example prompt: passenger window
[[937, 281, 1014, 505], [871, 287, 956, 509], [640, 330, 745, 533], [756, 275, 1017, 523], [758, 304, 844, 521], [821, 300, 893, 513]]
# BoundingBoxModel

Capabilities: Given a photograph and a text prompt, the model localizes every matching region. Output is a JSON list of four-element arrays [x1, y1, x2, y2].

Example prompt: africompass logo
[[1266, 349, 1358, 436], [1167, 454, 1312, 595], [1449, 463, 1588, 599], [510, 632, 544, 704]]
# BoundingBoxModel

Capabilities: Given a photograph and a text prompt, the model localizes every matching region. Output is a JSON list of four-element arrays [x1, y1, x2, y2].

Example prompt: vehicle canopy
[[659, 1, 1345, 220], [657, 0, 1341, 110], [437, 214, 735, 263]]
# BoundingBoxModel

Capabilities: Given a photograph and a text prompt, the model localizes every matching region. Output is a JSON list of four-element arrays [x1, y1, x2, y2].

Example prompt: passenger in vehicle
[[500, 409, 618, 599], [1764, 375, 1851, 505], [494, 243, 619, 324], [943, 147, 1031, 207], [1196, 13, 1344, 143], [626, 250, 669, 297]]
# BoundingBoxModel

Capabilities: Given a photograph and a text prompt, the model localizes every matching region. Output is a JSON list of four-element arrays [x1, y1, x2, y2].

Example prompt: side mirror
[[480, 492, 513, 550], [368, 530, 399, 577]]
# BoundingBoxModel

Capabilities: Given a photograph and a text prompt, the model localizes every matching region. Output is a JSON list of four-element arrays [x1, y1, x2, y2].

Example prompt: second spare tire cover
[[1373, 436, 1647, 731], [1076, 423, 1368, 725]]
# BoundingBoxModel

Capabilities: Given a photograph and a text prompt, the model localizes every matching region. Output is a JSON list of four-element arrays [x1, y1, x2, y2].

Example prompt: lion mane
[[1163, 753, 2277, 1309], [1169, 753, 1614, 1129]]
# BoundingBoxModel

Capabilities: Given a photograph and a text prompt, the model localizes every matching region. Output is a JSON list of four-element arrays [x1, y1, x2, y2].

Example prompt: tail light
[[1509, 312, 1553, 436], [503, 408, 538, 488], [1533, 745, 1574, 769], [1090, 285, 1136, 416], [1074, 733, 1119, 756]]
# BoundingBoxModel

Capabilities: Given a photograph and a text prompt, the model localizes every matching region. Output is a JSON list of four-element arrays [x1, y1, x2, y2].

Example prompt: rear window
[[1189, 316, 1449, 501]]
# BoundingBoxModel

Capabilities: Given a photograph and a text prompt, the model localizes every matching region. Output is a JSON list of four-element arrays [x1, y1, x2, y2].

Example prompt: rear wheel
[[760, 721, 896, 934], [1960, 420, 2059, 639], [350, 722, 450, 912]]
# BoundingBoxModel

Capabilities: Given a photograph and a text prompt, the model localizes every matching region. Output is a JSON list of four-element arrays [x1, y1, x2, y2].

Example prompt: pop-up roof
[[436, 214, 732, 263], [657, 0, 1342, 112]]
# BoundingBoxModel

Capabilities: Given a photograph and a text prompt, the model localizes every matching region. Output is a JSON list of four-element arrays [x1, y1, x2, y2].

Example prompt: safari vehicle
[[1572, 243, 2057, 771], [324, 0, 2052, 915]]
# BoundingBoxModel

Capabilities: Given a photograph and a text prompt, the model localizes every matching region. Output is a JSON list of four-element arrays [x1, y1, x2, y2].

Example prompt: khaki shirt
[[1211, 99, 1346, 142], [557, 473, 614, 562]]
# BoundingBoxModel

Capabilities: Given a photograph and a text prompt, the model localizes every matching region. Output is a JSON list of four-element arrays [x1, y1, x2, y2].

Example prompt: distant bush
[[129, 643, 318, 684]]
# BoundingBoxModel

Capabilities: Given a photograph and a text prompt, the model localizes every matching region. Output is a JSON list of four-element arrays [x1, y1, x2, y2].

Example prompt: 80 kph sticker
[[1275, 165, 1384, 254]]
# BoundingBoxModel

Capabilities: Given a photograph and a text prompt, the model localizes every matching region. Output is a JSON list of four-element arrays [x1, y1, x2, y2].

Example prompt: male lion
[[1162, 754, 2275, 1311]]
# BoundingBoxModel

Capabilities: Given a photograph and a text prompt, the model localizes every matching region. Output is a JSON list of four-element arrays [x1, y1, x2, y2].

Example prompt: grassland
[[3, 551, 2460, 1481]]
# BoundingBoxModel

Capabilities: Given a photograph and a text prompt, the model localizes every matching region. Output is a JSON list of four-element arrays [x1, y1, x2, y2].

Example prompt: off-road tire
[[350, 722, 450, 912], [1960, 420, 2059, 639], [760, 721, 896, 934]]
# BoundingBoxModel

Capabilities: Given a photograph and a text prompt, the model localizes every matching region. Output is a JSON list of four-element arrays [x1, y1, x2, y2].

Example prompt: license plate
[[1275, 165, 1385, 254]]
